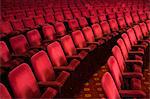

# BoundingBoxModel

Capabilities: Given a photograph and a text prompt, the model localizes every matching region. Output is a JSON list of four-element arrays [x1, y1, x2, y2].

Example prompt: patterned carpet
[[74, 65, 150, 98]]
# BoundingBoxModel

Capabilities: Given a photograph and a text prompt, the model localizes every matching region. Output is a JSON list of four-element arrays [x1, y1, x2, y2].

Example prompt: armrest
[[128, 51, 144, 56], [76, 47, 91, 52], [66, 55, 81, 60], [119, 90, 146, 98], [38, 81, 62, 88], [125, 60, 143, 66], [42, 39, 52, 43], [87, 41, 100, 45], [67, 59, 80, 71], [54, 66, 74, 71], [41, 87, 57, 98], [11, 54, 26, 59], [122, 72, 143, 79], [132, 45, 146, 48], [29, 46, 43, 50], [56, 71, 70, 84]]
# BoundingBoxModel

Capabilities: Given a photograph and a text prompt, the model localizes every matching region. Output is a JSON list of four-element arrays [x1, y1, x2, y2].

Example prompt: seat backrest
[[146, 20, 150, 31], [72, 10, 82, 18], [100, 21, 111, 35], [8, 63, 41, 98], [117, 38, 128, 60], [55, 22, 66, 36], [35, 9, 44, 16], [71, 30, 87, 48], [112, 45, 125, 74], [0, 21, 13, 35], [107, 56, 123, 90], [60, 35, 77, 56], [0, 41, 11, 65], [0, 83, 11, 99], [31, 50, 55, 82], [139, 22, 149, 37], [47, 41, 68, 67], [108, 13, 116, 19], [9, 34, 29, 54], [26, 29, 42, 47], [89, 16, 99, 24], [125, 15, 133, 27], [68, 19, 80, 31], [42, 25, 56, 41], [81, 9, 90, 17], [78, 17, 88, 28], [121, 33, 132, 52], [117, 17, 126, 29], [64, 10, 73, 20], [54, 12, 64, 22], [98, 15, 107, 21], [101, 72, 121, 99], [91, 23, 103, 38], [44, 14, 55, 24], [127, 28, 138, 46], [132, 14, 140, 24], [139, 13, 147, 21], [108, 19, 119, 32], [34, 16, 45, 26], [11, 20, 25, 31], [133, 25, 143, 40], [23, 18, 36, 29], [82, 26, 95, 42]]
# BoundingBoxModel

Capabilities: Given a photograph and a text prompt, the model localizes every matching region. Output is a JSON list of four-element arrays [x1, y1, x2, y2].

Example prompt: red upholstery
[[55, 22, 66, 36], [78, 17, 88, 28], [42, 25, 56, 41], [55, 12, 64, 22], [11, 20, 27, 32], [139, 22, 149, 37], [34, 16, 45, 26], [0, 83, 11, 99], [71, 30, 96, 52], [89, 16, 99, 24], [108, 19, 119, 32], [146, 20, 150, 31], [117, 17, 127, 29], [23, 18, 38, 29], [100, 21, 111, 35], [0, 41, 23, 69], [26, 9, 35, 17], [98, 15, 107, 21], [68, 19, 80, 31], [101, 72, 121, 99], [132, 14, 140, 24], [64, 10, 73, 20], [47, 41, 80, 71], [8, 63, 57, 98], [31, 50, 70, 87], [125, 15, 133, 27], [60, 35, 88, 60], [44, 14, 55, 24]]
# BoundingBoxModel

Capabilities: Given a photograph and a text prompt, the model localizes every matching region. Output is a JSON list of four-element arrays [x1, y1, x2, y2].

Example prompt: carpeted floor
[[74, 65, 150, 98]]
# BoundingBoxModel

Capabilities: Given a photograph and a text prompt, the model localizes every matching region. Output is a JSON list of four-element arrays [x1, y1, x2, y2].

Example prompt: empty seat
[[139, 13, 147, 22], [125, 15, 134, 27], [0, 41, 24, 70], [102, 72, 146, 98], [68, 19, 80, 31], [98, 15, 107, 22], [26, 29, 51, 50], [117, 17, 127, 30], [44, 14, 55, 24], [35, 9, 44, 16], [72, 10, 82, 18], [0, 83, 11, 99], [11, 20, 28, 32], [107, 56, 143, 90], [54, 22, 67, 37], [23, 17, 39, 29], [139, 22, 150, 38], [78, 17, 88, 28], [2, 15, 15, 21], [145, 20, 150, 32], [9, 34, 38, 57], [108, 13, 116, 19], [31, 50, 70, 91], [63, 10, 73, 20], [15, 13, 26, 19], [71, 30, 97, 52], [82, 26, 105, 45], [26, 9, 36, 17], [60, 35, 88, 60], [108, 19, 119, 32], [89, 16, 99, 24], [42, 24, 56, 41], [8, 63, 57, 98], [34, 16, 45, 26], [47, 41, 80, 71], [132, 14, 140, 24], [54, 12, 64, 22]]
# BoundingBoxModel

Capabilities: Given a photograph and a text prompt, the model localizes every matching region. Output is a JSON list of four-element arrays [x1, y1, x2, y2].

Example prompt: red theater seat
[[54, 22, 67, 37], [47, 41, 80, 71], [23, 17, 39, 29], [44, 14, 55, 24], [31, 50, 70, 90], [78, 17, 88, 28], [34, 16, 46, 26], [0, 83, 11, 99], [68, 19, 80, 31], [8, 63, 57, 98]]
